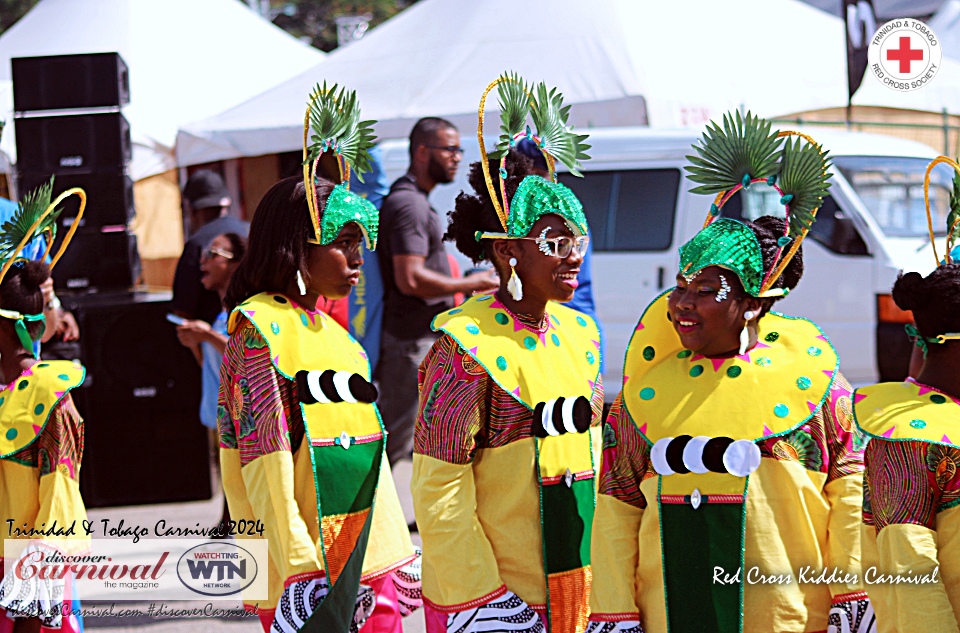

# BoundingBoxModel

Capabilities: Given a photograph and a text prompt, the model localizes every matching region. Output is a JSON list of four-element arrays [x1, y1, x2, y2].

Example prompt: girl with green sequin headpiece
[[467, 71, 592, 304], [302, 82, 379, 252], [0, 178, 86, 357]]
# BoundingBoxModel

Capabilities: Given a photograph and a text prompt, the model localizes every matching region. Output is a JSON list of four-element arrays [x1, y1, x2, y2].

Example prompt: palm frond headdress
[[0, 178, 86, 356], [679, 110, 832, 298], [302, 82, 379, 248], [476, 71, 591, 240], [923, 156, 960, 267]]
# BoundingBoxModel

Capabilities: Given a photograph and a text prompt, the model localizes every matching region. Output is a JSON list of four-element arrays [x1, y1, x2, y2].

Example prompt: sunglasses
[[426, 145, 464, 155], [479, 232, 589, 259], [201, 247, 234, 261]]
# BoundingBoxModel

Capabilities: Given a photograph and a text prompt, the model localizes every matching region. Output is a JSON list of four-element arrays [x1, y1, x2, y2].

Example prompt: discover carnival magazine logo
[[868, 18, 941, 91], [2, 539, 268, 601]]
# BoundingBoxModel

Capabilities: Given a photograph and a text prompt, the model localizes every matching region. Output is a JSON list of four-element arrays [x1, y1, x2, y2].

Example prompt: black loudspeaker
[[12, 53, 130, 111], [51, 230, 140, 291], [17, 171, 134, 228], [14, 112, 131, 173], [64, 292, 211, 508]]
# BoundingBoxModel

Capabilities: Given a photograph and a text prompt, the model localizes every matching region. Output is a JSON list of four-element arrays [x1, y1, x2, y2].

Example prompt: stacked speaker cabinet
[[13, 52, 139, 291], [12, 54, 212, 507]]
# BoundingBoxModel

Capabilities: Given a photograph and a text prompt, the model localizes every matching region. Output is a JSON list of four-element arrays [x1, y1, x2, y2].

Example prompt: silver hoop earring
[[507, 257, 523, 301]]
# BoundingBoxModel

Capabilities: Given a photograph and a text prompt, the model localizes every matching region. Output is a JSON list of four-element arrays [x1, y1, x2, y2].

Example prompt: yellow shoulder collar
[[432, 294, 601, 409], [854, 381, 960, 447], [623, 292, 838, 442], [0, 360, 85, 458], [229, 293, 370, 380]]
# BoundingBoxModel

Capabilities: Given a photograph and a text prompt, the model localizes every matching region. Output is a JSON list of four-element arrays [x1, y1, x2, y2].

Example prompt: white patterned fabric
[[828, 598, 876, 633], [393, 548, 422, 616], [446, 591, 544, 632], [585, 621, 644, 633], [0, 544, 65, 627], [270, 577, 375, 633]]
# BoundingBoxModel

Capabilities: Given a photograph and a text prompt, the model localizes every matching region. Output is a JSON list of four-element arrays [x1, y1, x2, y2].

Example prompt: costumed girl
[[0, 180, 87, 632], [855, 156, 960, 633], [587, 112, 873, 633], [411, 72, 602, 633], [218, 84, 420, 633]]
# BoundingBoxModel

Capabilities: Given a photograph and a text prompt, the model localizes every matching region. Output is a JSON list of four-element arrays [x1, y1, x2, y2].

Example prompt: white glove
[[270, 576, 375, 633], [0, 543, 65, 627], [828, 598, 876, 633]]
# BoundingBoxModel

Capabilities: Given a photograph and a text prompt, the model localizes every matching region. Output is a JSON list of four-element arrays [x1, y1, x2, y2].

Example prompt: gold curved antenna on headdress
[[757, 130, 829, 296], [303, 94, 323, 244], [923, 155, 960, 266], [478, 77, 510, 233], [0, 187, 85, 285]]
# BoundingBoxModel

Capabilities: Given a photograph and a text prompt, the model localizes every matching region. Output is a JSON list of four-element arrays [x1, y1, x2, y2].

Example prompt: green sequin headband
[[0, 308, 45, 359], [476, 175, 587, 242], [476, 72, 590, 236], [302, 83, 379, 248], [678, 218, 786, 298]]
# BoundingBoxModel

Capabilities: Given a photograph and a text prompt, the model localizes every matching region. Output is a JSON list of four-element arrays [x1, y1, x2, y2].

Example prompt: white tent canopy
[[176, 0, 852, 166], [0, 0, 324, 180]]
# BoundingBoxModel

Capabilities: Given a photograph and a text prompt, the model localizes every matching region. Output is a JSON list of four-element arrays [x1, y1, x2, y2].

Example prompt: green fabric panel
[[661, 503, 744, 633], [302, 455, 380, 633], [540, 478, 595, 574], [312, 440, 382, 516]]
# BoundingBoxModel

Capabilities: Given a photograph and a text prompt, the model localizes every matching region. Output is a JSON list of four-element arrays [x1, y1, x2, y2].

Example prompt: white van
[[380, 127, 949, 391]]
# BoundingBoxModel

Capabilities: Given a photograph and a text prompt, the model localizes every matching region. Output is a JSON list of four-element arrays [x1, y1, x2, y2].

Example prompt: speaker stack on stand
[[12, 53, 211, 507]]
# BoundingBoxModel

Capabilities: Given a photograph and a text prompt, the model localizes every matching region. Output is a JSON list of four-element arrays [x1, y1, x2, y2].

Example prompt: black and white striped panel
[[650, 435, 761, 478], [296, 369, 378, 405], [532, 396, 591, 438]]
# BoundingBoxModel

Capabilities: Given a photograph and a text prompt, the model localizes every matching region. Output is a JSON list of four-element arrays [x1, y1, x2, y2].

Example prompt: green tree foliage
[[269, 0, 415, 52], [0, 0, 39, 34]]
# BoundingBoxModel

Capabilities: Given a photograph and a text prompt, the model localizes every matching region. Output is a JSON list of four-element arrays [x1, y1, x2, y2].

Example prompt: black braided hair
[[892, 263, 960, 338], [445, 150, 536, 265]]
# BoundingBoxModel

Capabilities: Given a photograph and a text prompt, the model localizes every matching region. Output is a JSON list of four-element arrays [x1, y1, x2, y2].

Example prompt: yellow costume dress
[[413, 295, 603, 633], [219, 294, 419, 631], [856, 380, 960, 633]]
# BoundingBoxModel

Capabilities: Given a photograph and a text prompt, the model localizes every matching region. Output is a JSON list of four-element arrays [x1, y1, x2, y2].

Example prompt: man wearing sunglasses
[[377, 117, 499, 466]]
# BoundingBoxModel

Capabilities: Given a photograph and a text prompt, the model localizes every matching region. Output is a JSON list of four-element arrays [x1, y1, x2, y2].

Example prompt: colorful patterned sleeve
[[819, 372, 868, 601], [411, 334, 506, 611], [33, 395, 88, 547], [589, 392, 649, 625], [862, 439, 960, 633], [218, 319, 323, 589]]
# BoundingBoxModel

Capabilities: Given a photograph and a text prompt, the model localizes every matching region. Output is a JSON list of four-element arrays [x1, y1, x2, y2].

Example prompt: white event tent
[[176, 0, 851, 166], [0, 0, 324, 181]]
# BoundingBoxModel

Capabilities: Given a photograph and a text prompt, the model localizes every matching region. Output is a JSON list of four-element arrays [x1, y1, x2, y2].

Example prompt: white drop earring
[[296, 270, 307, 296], [507, 257, 523, 301], [739, 310, 756, 355]]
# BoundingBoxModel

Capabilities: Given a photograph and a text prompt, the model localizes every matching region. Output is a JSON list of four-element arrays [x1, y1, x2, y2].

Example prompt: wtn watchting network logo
[[868, 18, 942, 92], [176, 542, 260, 597]]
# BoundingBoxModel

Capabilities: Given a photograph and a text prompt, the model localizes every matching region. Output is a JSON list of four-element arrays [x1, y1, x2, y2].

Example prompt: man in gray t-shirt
[[377, 117, 497, 465]]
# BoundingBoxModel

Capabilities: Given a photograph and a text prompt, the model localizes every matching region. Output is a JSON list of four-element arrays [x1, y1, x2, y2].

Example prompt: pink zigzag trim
[[881, 426, 895, 438]]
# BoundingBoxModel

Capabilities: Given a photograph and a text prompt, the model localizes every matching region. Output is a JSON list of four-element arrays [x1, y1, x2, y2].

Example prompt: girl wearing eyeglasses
[[412, 72, 601, 633]]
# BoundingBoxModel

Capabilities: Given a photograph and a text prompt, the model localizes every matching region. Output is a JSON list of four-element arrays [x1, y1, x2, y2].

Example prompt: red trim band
[[660, 493, 744, 505], [833, 591, 869, 604], [541, 469, 595, 486], [360, 552, 418, 582], [590, 613, 641, 623], [423, 585, 507, 613]]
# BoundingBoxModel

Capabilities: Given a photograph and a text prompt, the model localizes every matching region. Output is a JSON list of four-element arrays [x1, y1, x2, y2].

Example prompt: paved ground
[[82, 459, 425, 632]]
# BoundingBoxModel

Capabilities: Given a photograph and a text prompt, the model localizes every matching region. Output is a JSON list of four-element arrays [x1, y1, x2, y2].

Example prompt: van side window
[[728, 190, 868, 256], [559, 169, 680, 251]]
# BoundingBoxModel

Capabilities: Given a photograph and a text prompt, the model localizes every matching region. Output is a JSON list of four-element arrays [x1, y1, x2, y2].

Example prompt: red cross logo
[[886, 36, 924, 73]]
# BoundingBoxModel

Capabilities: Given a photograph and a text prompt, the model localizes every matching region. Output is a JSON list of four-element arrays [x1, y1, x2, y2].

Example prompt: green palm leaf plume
[[947, 170, 960, 253], [0, 177, 58, 262], [778, 136, 832, 238], [529, 81, 590, 177], [491, 71, 531, 160], [684, 110, 782, 195], [304, 82, 377, 183]]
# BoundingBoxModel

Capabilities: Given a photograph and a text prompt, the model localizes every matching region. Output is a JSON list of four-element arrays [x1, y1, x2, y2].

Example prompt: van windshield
[[833, 156, 950, 238]]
